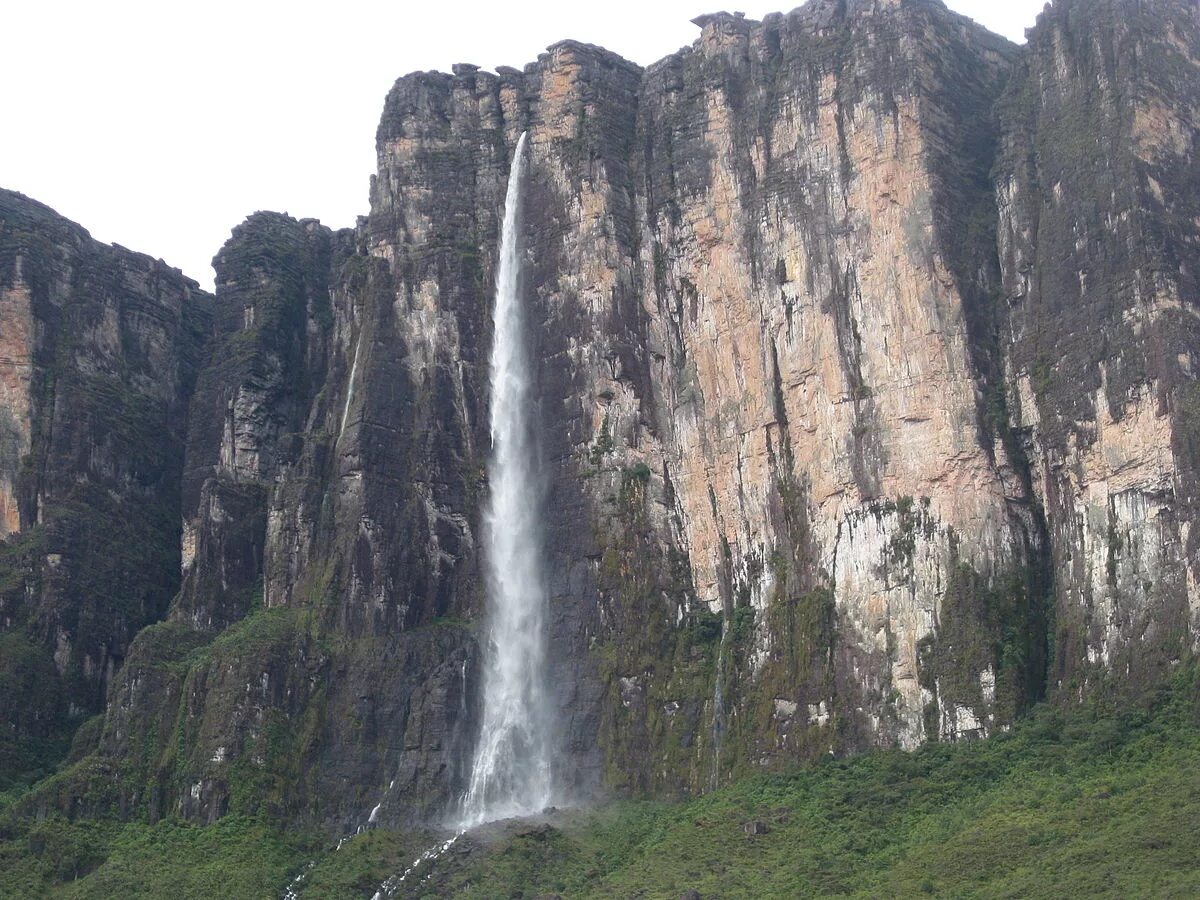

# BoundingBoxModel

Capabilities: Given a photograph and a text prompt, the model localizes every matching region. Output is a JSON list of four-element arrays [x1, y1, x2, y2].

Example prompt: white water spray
[[459, 131, 555, 827], [370, 833, 461, 900]]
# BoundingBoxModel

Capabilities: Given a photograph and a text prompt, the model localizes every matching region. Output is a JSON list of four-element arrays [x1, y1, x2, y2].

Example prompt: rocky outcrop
[[175, 212, 344, 633], [0, 189, 211, 789], [38, 210, 483, 828], [13, 0, 1199, 833]]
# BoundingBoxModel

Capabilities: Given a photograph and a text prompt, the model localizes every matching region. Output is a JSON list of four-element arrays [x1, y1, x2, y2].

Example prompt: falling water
[[459, 131, 554, 827], [338, 333, 362, 441], [339, 134, 545, 900], [370, 833, 461, 900]]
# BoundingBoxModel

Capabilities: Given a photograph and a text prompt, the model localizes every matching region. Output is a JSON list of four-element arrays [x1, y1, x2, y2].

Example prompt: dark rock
[[0, 189, 211, 789]]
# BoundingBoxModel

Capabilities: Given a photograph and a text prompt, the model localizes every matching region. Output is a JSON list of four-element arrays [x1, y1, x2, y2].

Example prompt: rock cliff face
[[7, 0, 1199, 831], [0, 190, 210, 789], [994, 0, 1200, 695]]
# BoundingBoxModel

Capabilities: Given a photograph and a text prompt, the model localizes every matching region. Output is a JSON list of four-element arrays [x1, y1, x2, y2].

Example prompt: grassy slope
[[0, 816, 310, 900], [2, 668, 1198, 899]]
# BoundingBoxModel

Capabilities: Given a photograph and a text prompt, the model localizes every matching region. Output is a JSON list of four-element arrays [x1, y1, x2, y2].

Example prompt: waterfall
[[337, 332, 362, 441], [345, 135, 547, 900], [459, 131, 554, 827]]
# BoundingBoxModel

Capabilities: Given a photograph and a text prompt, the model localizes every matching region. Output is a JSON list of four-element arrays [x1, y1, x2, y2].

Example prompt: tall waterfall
[[460, 132, 554, 827]]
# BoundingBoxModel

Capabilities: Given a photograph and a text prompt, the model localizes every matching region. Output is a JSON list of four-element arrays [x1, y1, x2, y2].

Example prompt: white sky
[[1, 1, 1045, 291]]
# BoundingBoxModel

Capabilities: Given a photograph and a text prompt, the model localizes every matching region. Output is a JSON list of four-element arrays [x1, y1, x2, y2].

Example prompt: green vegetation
[[2, 667, 1197, 898], [589, 413, 613, 464], [284, 829, 448, 899], [0, 816, 313, 899], [0, 633, 69, 794], [591, 459, 718, 795], [918, 560, 1046, 730], [620, 461, 651, 486], [383, 667, 1200, 898]]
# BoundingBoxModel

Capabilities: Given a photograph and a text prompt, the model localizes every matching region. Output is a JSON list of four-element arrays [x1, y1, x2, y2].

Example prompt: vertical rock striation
[[995, 0, 1200, 695], [0, 190, 211, 789], [79, 211, 483, 826]]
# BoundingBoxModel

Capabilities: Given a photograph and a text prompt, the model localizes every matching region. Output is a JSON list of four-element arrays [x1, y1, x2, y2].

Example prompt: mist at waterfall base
[[459, 132, 557, 829]]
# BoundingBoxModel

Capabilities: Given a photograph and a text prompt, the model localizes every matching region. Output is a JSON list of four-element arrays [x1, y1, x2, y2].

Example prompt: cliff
[[0, 190, 211, 790], [4, 0, 1198, 832], [995, 0, 1200, 694]]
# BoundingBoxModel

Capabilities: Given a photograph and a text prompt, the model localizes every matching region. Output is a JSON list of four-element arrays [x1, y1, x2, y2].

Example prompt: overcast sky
[[2, 0, 1046, 291]]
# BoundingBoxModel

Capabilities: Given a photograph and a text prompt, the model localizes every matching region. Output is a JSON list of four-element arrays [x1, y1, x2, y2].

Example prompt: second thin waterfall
[[460, 132, 555, 827]]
